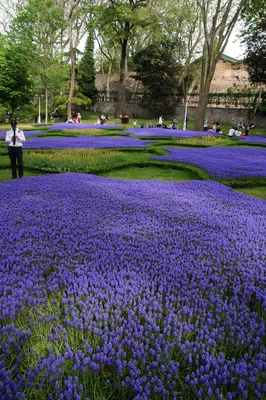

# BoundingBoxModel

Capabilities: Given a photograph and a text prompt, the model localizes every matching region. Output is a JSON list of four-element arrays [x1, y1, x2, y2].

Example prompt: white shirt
[[5, 128, 26, 147], [158, 117, 162, 125], [228, 128, 235, 137]]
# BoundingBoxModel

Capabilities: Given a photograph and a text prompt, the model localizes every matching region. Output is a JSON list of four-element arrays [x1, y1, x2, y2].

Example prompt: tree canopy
[[0, 43, 32, 114], [133, 41, 182, 117], [0, 0, 254, 122], [241, 0, 266, 85]]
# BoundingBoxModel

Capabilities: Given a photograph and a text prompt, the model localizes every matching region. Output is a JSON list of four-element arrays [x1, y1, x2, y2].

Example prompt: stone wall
[[94, 100, 266, 127], [208, 59, 251, 93], [93, 101, 153, 118], [183, 106, 266, 127]]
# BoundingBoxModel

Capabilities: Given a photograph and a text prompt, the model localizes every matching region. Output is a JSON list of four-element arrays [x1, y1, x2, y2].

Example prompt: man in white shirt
[[5, 119, 26, 179]]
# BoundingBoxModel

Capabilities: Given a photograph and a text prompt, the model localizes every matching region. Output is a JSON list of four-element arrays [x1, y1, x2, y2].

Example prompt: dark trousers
[[8, 147, 23, 178]]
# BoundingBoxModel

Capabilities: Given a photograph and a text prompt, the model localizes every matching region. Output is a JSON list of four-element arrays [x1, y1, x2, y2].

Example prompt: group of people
[[203, 119, 258, 137], [228, 121, 254, 138], [66, 112, 82, 124], [96, 114, 109, 125], [203, 120, 223, 134], [133, 116, 179, 129], [228, 126, 243, 138]]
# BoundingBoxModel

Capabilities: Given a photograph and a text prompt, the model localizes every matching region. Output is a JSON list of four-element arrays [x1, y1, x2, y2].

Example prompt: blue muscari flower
[[1, 174, 266, 398], [24, 136, 154, 150], [152, 147, 266, 179]]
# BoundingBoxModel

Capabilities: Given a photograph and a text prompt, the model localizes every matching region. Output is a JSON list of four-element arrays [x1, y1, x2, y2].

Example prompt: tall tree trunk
[[194, 0, 246, 131], [106, 62, 112, 102], [67, 19, 76, 119], [115, 29, 128, 117], [195, 43, 217, 130], [65, 0, 81, 120], [249, 85, 263, 123]]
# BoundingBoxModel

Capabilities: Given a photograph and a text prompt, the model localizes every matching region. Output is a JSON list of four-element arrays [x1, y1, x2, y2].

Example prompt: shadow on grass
[[0, 168, 44, 182], [98, 162, 202, 182]]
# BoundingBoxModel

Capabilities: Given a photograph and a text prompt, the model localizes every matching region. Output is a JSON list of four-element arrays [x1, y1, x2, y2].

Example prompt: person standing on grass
[[5, 119, 26, 179], [158, 116, 163, 128], [77, 112, 81, 123]]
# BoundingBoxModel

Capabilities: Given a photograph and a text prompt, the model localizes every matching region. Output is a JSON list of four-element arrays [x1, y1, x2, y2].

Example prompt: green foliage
[[133, 41, 182, 117], [8, 0, 69, 115], [78, 27, 98, 105], [54, 92, 91, 114], [241, 0, 266, 85], [0, 44, 33, 114], [244, 30, 266, 85], [258, 91, 266, 115]]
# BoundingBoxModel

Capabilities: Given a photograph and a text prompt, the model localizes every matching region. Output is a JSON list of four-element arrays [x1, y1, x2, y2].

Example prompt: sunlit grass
[[0, 168, 43, 181], [23, 148, 153, 174], [61, 129, 123, 136], [100, 165, 201, 181], [236, 185, 266, 200]]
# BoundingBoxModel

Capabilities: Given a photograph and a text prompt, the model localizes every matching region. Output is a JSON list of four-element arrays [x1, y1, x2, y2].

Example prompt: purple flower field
[[1, 174, 266, 399], [48, 123, 122, 130], [125, 128, 222, 138], [240, 136, 266, 143], [24, 136, 154, 149], [153, 147, 266, 179]]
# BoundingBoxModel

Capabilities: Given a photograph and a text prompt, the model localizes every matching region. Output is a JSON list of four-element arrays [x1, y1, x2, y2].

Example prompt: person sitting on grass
[[228, 127, 236, 138], [234, 128, 242, 137]]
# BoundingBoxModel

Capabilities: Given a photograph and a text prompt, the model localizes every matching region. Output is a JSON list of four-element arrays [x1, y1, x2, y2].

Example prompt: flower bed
[[48, 123, 122, 130], [153, 147, 266, 179], [240, 136, 266, 143], [24, 136, 155, 149], [125, 128, 223, 138], [0, 174, 266, 399]]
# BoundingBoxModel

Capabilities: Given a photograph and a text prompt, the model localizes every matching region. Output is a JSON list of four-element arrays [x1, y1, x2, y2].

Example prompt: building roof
[[191, 53, 242, 65], [220, 54, 241, 63]]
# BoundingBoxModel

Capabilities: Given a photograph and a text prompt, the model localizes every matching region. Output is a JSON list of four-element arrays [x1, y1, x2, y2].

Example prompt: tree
[[133, 41, 182, 117], [240, 0, 266, 118], [96, 0, 152, 117], [150, 0, 203, 127], [241, 0, 266, 85], [9, 0, 69, 122], [78, 23, 98, 106], [62, 0, 87, 119], [0, 0, 26, 33], [194, 0, 246, 131], [245, 31, 266, 85], [0, 43, 32, 115]]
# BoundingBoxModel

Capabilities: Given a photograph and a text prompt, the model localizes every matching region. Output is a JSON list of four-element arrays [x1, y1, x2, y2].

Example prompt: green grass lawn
[[99, 165, 200, 181], [0, 168, 43, 182], [235, 186, 266, 200]]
